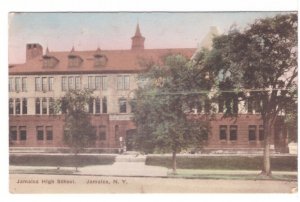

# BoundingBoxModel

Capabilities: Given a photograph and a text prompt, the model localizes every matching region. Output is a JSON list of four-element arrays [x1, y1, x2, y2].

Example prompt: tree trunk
[[172, 151, 177, 174], [261, 118, 272, 176]]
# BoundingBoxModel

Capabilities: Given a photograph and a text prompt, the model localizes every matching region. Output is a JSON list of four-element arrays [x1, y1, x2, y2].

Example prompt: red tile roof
[[9, 48, 196, 75]]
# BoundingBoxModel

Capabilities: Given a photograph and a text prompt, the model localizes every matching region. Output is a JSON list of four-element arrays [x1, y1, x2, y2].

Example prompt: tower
[[131, 24, 145, 50]]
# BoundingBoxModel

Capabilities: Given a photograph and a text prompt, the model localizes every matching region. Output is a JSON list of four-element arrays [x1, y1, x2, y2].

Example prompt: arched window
[[22, 98, 27, 115], [35, 98, 41, 114], [42, 98, 47, 114], [15, 98, 21, 115], [49, 98, 55, 114], [88, 98, 94, 114], [9, 99, 14, 115], [95, 97, 101, 114], [102, 96, 107, 113], [119, 98, 127, 113]]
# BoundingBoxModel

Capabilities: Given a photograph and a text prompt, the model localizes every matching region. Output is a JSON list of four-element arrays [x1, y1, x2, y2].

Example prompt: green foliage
[[56, 89, 97, 154], [204, 13, 297, 174], [206, 13, 297, 119], [133, 54, 212, 154], [10, 154, 115, 167], [146, 155, 297, 171]]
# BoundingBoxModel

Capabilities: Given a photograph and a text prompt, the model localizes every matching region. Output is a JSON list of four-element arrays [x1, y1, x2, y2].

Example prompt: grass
[[10, 168, 75, 175], [168, 169, 297, 181]]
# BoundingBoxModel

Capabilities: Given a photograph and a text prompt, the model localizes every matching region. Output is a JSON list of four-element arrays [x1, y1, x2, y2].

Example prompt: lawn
[[168, 169, 297, 181]]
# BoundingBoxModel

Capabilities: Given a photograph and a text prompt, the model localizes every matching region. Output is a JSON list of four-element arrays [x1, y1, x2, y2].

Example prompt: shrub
[[146, 155, 297, 171], [10, 154, 116, 167]]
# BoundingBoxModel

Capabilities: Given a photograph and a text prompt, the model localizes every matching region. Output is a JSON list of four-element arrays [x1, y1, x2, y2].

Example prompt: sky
[[8, 12, 292, 64]]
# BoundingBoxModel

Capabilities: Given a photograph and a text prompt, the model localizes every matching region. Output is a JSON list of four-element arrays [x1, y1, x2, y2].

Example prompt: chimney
[[26, 43, 43, 61]]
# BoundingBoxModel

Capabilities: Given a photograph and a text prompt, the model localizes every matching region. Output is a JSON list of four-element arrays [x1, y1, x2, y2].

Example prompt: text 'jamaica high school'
[[9, 24, 291, 153]]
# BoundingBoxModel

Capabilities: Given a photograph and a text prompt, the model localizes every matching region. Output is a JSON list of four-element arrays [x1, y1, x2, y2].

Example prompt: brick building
[[9, 24, 289, 153]]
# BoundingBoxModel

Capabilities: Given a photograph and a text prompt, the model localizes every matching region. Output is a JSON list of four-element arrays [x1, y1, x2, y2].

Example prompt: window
[[94, 55, 107, 67], [94, 56, 102, 67], [35, 77, 41, 91], [248, 125, 256, 141], [94, 76, 107, 90], [102, 76, 107, 90], [49, 98, 55, 114], [88, 76, 95, 89], [68, 77, 74, 90], [69, 56, 80, 68], [117, 76, 123, 90], [22, 98, 27, 115], [8, 77, 27, 92], [42, 98, 47, 114], [95, 76, 101, 90], [9, 78, 14, 92], [131, 99, 137, 113], [62, 77, 67, 91], [232, 98, 238, 114], [15, 98, 21, 115], [204, 100, 210, 113], [10, 126, 17, 141], [219, 96, 238, 113], [46, 126, 53, 141], [248, 97, 262, 114], [19, 126, 27, 141], [95, 97, 101, 114], [43, 57, 52, 68], [15, 77, 21, 92], [21, 77, 27, 91], [37, 126, 44, 140], [124, 76, 130, 90], [230, 125, 237, 141], [259, 125, 264, 141], [61, 98, 67, 114], [88, 98, 94, 114], [9, 99, 14, 115], [247, 98, 253, 113], [119, 98, 127, 113], [35, 98, 41, 114], [42, 77, 48, 91], [218, 98, 224, 113], [48, 77, 53, 91], [102, 97, 107, 113], [99, 125, 106, 140], [117, 75, 130, 90], [75, 76, 81, 90], [219, 125, 227, 140], [254, 100, 262, 113]]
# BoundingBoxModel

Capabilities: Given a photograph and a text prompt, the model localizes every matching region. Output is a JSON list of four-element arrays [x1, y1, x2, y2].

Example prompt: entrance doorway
[[125, 129, 136, 151]]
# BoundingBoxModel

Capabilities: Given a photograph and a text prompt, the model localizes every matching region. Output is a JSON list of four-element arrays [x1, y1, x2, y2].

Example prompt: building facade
[[9, 24, 289, 153]]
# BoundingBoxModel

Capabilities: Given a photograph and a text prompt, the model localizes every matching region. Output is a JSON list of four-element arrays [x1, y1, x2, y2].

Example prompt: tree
[[204, 13, 297, 176], [132, 55, 212, 173], [55, 89, 96, 171]]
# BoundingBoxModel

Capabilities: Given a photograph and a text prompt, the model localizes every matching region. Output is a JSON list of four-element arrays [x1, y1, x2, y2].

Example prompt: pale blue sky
[[9, 12, 291, 63]]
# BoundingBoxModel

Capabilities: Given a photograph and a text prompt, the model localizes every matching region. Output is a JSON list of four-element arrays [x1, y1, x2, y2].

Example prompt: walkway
[[10, 154, 169, 177]]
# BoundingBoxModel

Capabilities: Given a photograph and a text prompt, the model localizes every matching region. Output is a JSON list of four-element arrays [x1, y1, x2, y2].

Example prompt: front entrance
[[125, 129, 136, 151]]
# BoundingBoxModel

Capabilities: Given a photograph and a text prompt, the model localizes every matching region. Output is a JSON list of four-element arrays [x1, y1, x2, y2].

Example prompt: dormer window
[[94, 55, 107, 67], [68, 55, 82, 68], [43, 56, 58, 68]]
